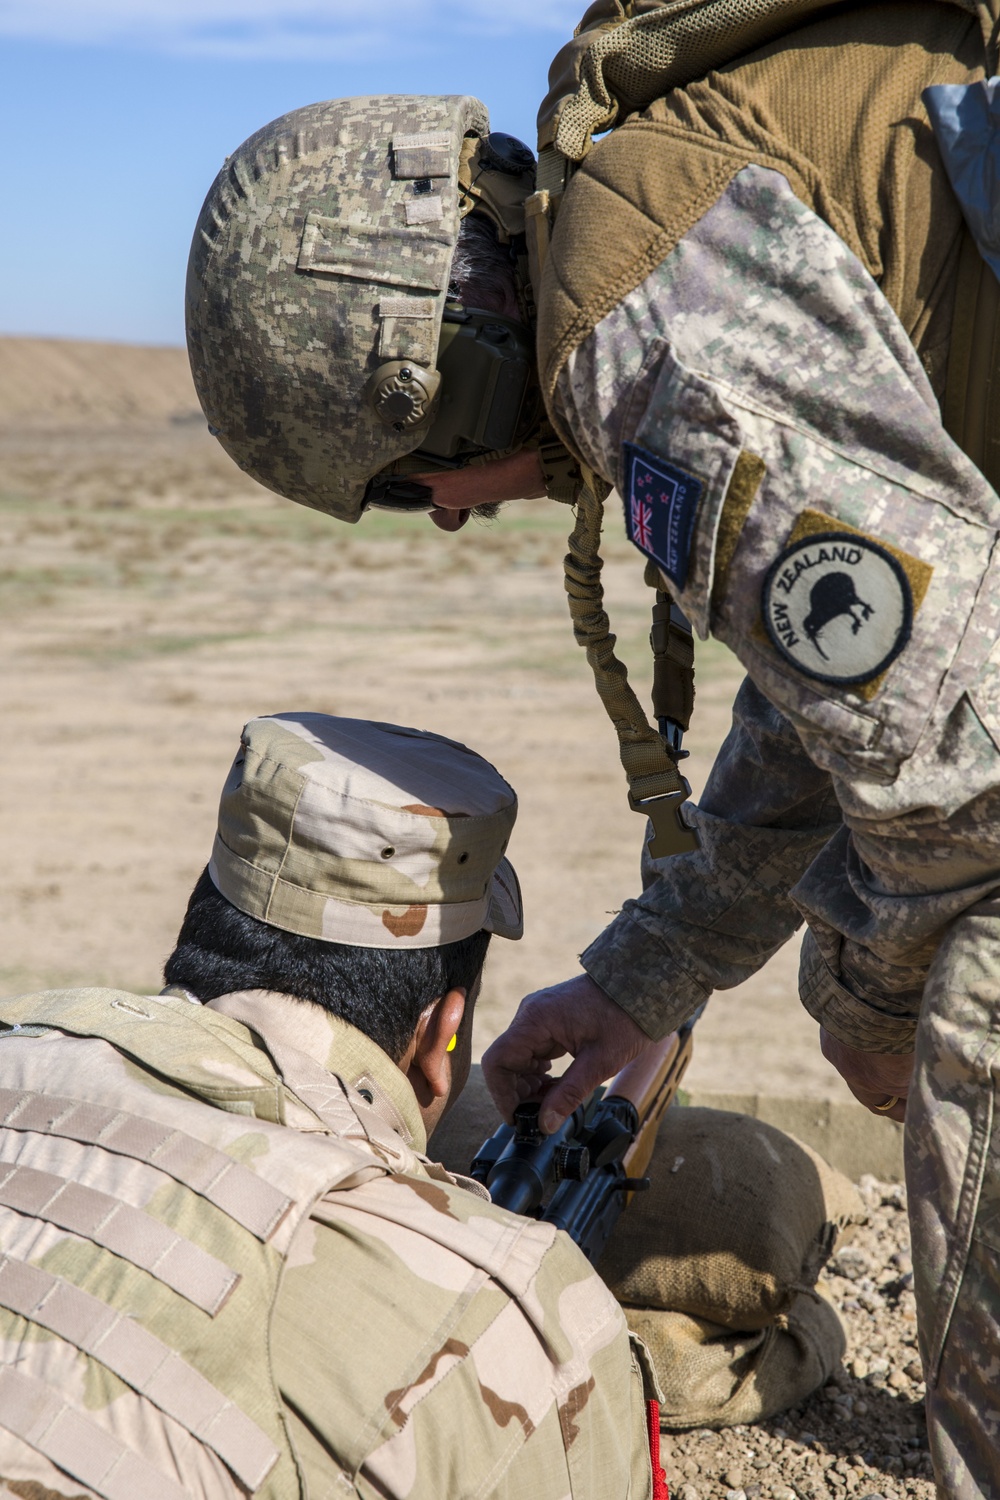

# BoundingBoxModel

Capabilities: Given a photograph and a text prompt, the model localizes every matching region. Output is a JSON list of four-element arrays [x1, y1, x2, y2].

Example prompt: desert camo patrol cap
[[209, 713, 522, 948], [186, 94, 489, 524]]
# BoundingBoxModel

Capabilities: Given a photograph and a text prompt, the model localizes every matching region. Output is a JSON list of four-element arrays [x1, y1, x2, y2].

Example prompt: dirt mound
[[0, 336, 200, 429]]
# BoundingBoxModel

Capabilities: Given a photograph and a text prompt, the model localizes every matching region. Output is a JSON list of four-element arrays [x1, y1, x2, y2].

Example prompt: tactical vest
[[526, 0, 1000, 852], [0, 987, 400, 1500]]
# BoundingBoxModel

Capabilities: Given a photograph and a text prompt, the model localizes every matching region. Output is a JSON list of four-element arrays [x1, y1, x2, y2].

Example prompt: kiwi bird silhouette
[[802, 572, 874, 661]]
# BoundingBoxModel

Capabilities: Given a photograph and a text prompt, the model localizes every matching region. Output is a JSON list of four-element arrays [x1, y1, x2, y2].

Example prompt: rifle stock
[[472, 1019, 694, 1263], [609, 1025, 693, 1197]]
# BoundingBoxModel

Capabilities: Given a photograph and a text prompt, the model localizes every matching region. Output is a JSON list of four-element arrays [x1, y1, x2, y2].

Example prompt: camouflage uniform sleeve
[[270, 1173, 653, 1498], [581, 676, 842, 1038], [557, 163, 1000, 1055]]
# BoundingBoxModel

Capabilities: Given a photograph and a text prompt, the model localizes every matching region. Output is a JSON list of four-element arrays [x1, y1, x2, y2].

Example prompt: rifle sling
[[563, 478, 698, 855]]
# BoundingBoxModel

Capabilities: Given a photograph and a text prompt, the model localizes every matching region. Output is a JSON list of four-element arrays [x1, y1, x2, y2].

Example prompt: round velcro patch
[[761, 531, 912, 685]]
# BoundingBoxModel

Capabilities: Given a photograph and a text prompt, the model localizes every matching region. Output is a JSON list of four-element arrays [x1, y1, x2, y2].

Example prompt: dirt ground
[[663, 1175, 933, 1500], [0, 335, 858, 1103]]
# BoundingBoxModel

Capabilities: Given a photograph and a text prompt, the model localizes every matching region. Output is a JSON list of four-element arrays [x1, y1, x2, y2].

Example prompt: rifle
[[471, 1018, 694, 1265]]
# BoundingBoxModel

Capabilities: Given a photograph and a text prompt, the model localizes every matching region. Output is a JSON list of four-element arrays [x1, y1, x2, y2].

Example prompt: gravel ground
[[662, 1177, 934, 1500]]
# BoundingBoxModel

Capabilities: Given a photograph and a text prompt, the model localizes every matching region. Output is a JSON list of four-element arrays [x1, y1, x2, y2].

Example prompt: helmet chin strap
[[366, 129, 581, 510], [367, 421, 582, 510]]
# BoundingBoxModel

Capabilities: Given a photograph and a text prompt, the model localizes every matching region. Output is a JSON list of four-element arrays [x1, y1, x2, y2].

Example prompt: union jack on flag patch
[[630, 495, 654, 552], [622, 442, 703, 589]]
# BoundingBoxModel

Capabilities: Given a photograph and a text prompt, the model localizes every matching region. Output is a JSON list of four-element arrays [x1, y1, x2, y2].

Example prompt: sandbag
[[626, 1288, 846, 1431], [598, 1106, 863, 1331], [431, 1073, 857, 1428]]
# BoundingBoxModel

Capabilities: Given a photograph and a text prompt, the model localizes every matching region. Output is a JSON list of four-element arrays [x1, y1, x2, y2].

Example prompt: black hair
[[164, 868, 492, 1062], [448, 213, 521, 320]]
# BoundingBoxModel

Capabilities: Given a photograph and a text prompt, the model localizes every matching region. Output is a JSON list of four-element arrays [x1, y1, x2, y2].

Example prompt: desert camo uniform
[[536, 5, 1000, 1494], [0, 715, 654, 1500]]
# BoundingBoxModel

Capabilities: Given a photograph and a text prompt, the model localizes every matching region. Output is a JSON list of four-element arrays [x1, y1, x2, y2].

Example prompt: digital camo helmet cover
[[186, 95, 489, 523]]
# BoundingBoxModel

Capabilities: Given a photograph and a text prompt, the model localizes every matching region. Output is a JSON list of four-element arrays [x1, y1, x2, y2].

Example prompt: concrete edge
[[682, 1089, 904, 1182]]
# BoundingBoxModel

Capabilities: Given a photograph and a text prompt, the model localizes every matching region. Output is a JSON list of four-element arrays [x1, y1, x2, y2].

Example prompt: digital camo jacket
[[0, 986, 652, 1500], [543, 16, 1000, 1056], [537, 16, 1000, 1485]]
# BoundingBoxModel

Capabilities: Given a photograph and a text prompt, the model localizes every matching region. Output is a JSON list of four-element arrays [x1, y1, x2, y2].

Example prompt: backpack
[[527, 0, 1000, 858], [536, 0, 999, 179]]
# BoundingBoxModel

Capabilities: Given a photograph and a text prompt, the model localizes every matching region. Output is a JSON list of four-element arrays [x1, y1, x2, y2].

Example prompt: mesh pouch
[[538, 0, 995, 162]]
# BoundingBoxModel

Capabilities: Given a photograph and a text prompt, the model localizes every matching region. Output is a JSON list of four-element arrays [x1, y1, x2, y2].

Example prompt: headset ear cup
[[479, 133, 536, 176], [365, 362, 442, 431]]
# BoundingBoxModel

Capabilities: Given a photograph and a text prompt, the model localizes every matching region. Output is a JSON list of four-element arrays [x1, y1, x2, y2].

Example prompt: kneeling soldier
[[0, 714, 657, 1500]]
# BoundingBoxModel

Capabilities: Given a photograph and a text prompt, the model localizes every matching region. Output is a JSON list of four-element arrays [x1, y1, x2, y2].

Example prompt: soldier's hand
[[482, 973, 651, 1134], [820, 1027, 913, 1123]]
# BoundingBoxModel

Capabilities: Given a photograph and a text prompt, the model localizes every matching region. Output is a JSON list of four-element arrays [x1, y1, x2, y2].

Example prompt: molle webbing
[[0, 993, 393, 1500], [0, 1364, 191, 1500], [0, 1088, 293, 1242], [0, 1254, 278, 1489], [0, 1162, 238, 1314]]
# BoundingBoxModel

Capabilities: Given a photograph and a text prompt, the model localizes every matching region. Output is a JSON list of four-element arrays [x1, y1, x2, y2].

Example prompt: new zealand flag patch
[[622, 442, 703, 590]]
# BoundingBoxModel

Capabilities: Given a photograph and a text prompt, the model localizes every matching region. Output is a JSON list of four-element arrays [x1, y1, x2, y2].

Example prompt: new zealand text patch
[[622, 442, 702, 589], [762, 531, 913, 685]]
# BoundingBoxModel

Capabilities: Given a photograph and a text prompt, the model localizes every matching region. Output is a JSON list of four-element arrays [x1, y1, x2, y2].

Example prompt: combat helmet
[[186, 94, 545, 523]]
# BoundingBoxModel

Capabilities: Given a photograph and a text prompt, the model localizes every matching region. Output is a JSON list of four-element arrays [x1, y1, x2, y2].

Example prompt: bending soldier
[[0, 714, 657, 1498], [184, 8, 1000, 1490]]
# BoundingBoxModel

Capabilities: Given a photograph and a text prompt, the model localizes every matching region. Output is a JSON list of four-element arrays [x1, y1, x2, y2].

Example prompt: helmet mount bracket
[[365, 362, 441, 431]]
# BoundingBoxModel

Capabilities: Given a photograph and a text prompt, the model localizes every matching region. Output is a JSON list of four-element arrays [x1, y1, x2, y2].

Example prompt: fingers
[[483, 982, 585, 1124], [537, 1050, 608, 1135], [819, 1028, 915, 1110], [482, 1023, 558, 1124], [849, 1082, 908, 1124], [483, 973, 652, 1132]]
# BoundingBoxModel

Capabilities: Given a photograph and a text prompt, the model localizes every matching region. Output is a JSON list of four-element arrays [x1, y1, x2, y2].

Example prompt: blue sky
[[0, 1, 580, 345]]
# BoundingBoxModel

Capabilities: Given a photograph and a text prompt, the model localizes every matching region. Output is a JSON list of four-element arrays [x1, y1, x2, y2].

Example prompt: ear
[[405, 987, 467, 1109]]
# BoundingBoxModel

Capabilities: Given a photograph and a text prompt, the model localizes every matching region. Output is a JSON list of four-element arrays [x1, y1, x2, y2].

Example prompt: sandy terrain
[[0, 339, 935, 1497], [0, 335, 856, 1102]]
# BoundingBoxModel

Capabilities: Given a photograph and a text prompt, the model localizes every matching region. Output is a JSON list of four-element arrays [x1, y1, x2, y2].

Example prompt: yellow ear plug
[[446, 1034, 458, 1053]]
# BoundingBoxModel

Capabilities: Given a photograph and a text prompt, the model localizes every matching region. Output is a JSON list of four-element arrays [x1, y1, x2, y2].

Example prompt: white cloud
[[0, 0, 581, 58]]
